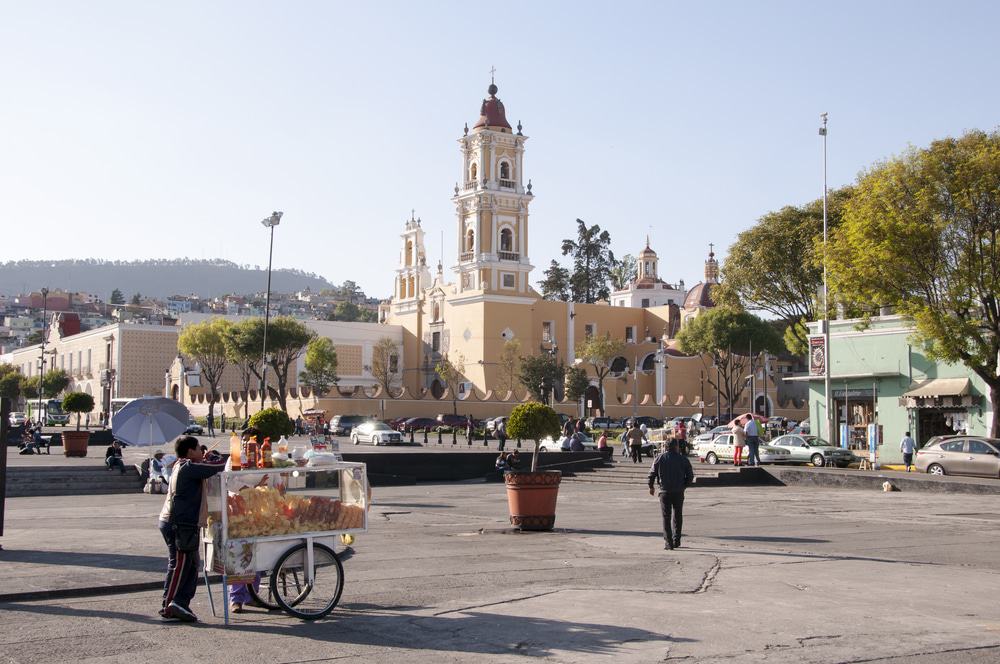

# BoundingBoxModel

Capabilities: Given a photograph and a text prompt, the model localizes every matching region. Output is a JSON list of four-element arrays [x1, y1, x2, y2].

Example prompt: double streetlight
[[260, 211, 282, 408]]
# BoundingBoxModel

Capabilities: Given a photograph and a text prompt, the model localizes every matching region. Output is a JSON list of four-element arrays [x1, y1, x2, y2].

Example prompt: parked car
[[329, 415, 369, 436], [484, 416, 507, 432], [693, 425, 732, 445], [769, 434, 857, 468], [586, 416, 617, 429], [623, 416, 664, 429], [916, 436, 1000, 477], [351, 421, 404, 446], [388, 417, 410, 431], [9, 412, 27, 427], [436, 413, 470, 431], [789, 419, 810, 435], [401, 417, 440, 433], [184, 420, 204, 435], [538, 433, 599, 452], [695, 433, 793, 465]]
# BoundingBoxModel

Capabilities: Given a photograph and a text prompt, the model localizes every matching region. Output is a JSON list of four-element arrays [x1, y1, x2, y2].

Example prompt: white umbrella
[[111, 397, 190, 446]]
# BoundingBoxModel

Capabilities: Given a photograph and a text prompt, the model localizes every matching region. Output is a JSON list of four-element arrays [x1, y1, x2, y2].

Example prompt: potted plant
[[503, 401, 563, 531], [61, 391, 95, 457], [248, 407, 295, 442]]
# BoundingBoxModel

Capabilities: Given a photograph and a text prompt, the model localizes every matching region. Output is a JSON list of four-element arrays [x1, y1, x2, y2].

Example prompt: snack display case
[[203, 462, 368, 622]]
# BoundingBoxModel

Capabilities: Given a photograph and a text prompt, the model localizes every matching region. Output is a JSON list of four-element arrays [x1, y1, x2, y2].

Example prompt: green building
[[792, 315, 991, 464]]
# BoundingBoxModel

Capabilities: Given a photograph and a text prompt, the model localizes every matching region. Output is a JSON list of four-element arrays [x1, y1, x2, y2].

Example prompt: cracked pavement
[[2, 480, 1000, 662]]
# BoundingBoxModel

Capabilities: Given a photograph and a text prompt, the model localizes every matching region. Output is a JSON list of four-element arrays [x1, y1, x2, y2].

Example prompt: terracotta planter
[[62, 430, 90, 457], [504, 470, 561, 531]]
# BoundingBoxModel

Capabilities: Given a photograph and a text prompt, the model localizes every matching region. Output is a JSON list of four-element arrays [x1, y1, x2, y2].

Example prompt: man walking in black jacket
[[647, 439, 694, 550]]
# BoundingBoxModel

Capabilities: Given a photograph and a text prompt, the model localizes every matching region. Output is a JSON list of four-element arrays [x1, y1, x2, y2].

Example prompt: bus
[[26, 399, 71, 426]]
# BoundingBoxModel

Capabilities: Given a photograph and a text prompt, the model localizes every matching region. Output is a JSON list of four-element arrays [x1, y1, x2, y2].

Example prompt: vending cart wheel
[[247, 572, 283, 611], [269, 542, 345, 620]]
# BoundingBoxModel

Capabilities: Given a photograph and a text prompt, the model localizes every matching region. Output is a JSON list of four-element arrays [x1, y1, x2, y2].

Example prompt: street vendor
[[227, 427, 274, 614]]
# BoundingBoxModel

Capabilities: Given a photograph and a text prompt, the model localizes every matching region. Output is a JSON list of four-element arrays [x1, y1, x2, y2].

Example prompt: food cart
[[203, 461, 369, 623]]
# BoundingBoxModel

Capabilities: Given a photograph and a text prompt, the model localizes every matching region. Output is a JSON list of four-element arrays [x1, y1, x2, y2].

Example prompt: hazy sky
[[2, 1, 998, 298]]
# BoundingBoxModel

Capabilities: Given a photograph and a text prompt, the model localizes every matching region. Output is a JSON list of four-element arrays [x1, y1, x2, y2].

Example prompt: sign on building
[[809, 337, 826, 376]]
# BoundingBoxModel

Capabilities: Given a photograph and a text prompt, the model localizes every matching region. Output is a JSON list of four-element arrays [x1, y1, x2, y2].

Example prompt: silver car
[[770, 434, 857, 468], [916, 437, 1000, 477], [538, 434, 599, 452], [695, 433, 792, 465], [351, 421, 403, 446]]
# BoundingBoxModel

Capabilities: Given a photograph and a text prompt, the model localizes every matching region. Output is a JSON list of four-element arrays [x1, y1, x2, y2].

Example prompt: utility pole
[[37, 288, 49, 427], [260, 211, 282, 409], [820, 113, 833, 444]]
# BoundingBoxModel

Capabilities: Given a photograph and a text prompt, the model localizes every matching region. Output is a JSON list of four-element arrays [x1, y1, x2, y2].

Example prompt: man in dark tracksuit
[[648, 439, 694, 550], [158, 435, 225, 622]]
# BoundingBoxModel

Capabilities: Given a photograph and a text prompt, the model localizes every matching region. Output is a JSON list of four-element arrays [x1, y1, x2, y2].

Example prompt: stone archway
[[430, 379, 445, 400], [584, 385, 602, 416], [171, 384, 179, 401]]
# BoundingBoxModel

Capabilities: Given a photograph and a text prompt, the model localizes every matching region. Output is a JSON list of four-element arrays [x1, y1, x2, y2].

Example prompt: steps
[[562, 458, 776, 487], [5, 466, 143, 497]]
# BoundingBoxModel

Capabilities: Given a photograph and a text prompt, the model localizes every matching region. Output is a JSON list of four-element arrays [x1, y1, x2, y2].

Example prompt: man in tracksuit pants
[[158, 435, 225, 623], [648, 439, 694, 550]]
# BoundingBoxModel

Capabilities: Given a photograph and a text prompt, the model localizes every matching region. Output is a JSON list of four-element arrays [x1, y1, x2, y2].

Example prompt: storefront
[[899, 377, 981, 441]]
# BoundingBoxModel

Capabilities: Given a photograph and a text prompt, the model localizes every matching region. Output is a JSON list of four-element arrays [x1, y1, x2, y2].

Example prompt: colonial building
[[611, 239, 686, 309]]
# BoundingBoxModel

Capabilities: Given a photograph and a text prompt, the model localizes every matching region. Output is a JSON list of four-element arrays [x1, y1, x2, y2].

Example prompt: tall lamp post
[[36, 287, 49, 427], [541, 342, 559, 406], [819, 114, 833, 444], [259, 211, 283, 409]]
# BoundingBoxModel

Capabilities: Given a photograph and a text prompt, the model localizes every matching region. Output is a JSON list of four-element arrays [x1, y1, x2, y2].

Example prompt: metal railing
[[498, 179, 516, 189], [498, 251, 520, 261], [463, 181, 477, 191], [460, 251, 474, 262]]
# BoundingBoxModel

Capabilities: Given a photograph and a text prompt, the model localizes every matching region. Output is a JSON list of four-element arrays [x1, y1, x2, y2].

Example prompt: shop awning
[[902, 377, 971, 399]]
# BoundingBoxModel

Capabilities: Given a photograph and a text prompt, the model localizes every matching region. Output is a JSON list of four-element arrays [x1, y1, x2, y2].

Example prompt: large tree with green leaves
[[608, 254, 637, 291], [0, 364, 23, 403], [564, 365, 590, 415], [561, 219, 616, 303], [575, 333, 626, 415], [22, 368, 71, 400], [717, 186, 853, 355], [223, 318, 264, 420], [109, 288, 125, 305], [298, 337, 339, 397], [827, 129, 1000, 435], [222, 317, 314, 412], [676, 308, 783, 415], [517, 353, 565, 404], [538, 260, 571, 301], [178, 318, 232, 423]]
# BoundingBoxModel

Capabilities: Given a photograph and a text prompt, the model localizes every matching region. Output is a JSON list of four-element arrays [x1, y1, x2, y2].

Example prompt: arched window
[[405, 240, 413, 266], [641, 353, 657, 373], [469, 163, 478, 182], [466, 229, 475, 252], [500, 228, 513, 252], [499, 161, 510, 180], [644, 261, 650, 276], [610, 356, 628, 376]]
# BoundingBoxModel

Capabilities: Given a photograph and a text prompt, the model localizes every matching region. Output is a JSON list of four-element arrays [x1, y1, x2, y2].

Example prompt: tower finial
[[709, 242, 714, 258], [490, 65, 496, 84]]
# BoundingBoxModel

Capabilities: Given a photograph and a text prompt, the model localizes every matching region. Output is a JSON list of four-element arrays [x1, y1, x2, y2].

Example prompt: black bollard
[[483, 428, 489, 446], [517, 438, 521, 449], [452, 428, 457, 445], [467, 428, 472, 446], [409, 428, 415, 445], [438, 429, 443, 444], [423, 429, 429, 445]]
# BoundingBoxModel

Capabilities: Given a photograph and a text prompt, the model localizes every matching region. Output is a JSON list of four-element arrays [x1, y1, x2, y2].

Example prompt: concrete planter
[[62, 430, 90, 457], [504, 470, 561, 531]]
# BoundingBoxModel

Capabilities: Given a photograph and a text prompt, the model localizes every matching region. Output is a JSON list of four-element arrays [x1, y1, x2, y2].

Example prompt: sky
[[2, 1, 999, 298]]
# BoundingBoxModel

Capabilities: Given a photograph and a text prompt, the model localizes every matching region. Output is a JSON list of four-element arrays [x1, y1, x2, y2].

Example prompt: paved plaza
[[2, 472, 1000, 663]]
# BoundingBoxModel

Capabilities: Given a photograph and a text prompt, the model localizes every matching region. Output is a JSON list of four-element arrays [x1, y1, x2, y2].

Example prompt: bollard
[[517, 438, 521, 449], [468, 429, 472, 446], [423, 429, 429, 445], [438, 429, 443, 444], [483, 428, 489, 446], [452, 428, 457, 445], [410, 428, 415, 445]]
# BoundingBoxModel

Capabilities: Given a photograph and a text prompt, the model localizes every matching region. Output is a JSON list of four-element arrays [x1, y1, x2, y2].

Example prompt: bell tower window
[[469, 163, 477, 182], [500, 228, 513, 252], [466, 229, 475, 252], [405, 240, 413, 266], [499, 161, 510, 179]]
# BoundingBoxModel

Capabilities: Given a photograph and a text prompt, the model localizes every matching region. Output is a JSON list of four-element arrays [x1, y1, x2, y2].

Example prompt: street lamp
[[260, 211, 282, 409], [819, 114, 833, 444], [37, 287, 49, 427]]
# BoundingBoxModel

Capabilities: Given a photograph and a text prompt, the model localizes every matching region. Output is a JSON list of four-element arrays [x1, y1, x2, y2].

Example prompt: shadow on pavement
[[0, 549, 162, 572], [713, 536, 831, 543]]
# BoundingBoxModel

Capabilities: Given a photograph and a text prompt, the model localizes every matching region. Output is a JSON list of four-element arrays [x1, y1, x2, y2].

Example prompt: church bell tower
[[451, 78, 534, 299]]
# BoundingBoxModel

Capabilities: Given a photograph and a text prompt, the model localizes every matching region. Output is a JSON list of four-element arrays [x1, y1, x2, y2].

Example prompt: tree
[[177, 318, 232, 424], [130, 293, 142, 305], [223, 318, 264, 421], [517, 353, 565, 404], [0, 365, 23, 403], [370, 337, 400, 397], [434, 351, 466, 415], [299, 337, 339, 397], [827, 129, 1000, 436], [263, 317, 316, 412], [24, 330, 44, 346], [110, 288, 125, 305], [248, 407, 295, 442], [62, 392, 95, 430], [340, 280, 363, 303], [564, 365, 590, 415], [495, 339, 521, 394], [575, 333, 626, 415], [717, 186, 854, 354], [538, 260, 571, 301], [676, 308, 783, 415], [561, 218, 615, 303], [505, 401, 562, 472], [608, 254, 637, 291]]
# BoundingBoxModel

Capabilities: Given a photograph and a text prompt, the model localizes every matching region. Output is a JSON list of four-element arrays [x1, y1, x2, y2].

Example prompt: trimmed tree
[[248, 407, 295, 442], [299, 337, 339, 397], [575, 333, 625, 415], [565, 365, 590, 415], [224, 318, 264, 421], [505, 401, 562, 472], [62, 391, 95, 431], [178, 318, 232, 426], [517, 353, 565, 404], [0, 364, 23, 403]]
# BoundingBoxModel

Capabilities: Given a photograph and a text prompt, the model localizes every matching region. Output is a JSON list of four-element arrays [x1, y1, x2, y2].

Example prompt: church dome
[[473, 83, 512, 131], [683, 282, 716, 309]]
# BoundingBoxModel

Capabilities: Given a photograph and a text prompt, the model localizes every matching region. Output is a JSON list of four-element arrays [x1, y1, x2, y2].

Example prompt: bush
[[248, 407, 294, 442], [62, 391, 95, 431], [506, 402, 562, 472]]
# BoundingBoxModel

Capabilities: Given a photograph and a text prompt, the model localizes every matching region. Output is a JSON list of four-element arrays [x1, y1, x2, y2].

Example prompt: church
[[382, 79, 784, 418]]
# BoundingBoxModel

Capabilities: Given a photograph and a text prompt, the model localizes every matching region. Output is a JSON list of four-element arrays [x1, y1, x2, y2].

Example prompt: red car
[[401, 417, 440, 433]]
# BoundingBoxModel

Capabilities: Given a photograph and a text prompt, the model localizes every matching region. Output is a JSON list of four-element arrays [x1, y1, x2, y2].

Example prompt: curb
[[0, 575, 223, 604]]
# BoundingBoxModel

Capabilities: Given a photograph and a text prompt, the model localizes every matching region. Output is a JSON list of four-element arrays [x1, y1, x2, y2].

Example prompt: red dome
[[683, 282, 716, 309], [473, 83, 511, 131]]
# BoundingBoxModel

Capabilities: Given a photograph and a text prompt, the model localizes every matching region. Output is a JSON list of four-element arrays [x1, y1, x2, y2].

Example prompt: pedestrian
[[900, 431, 916, 472], [206, 412, 215, 437], [628, 425, 645, 464], [597, 431, 608, 453], [158, 435, 225, 623], [85, 412, 91, 429], [466, 415, 474, 442], [497, 418, 507, 452], [105, 440, 126, 474], [563, 419, 574, 438], [620, 428, 630, 458], [732, 418, 746, 467], [220, 412, 226, 433], [743, 414, 761, 467], [508, 450, 522, 470], [575, 418, 586, 435], [295, 415, 303, 436], [648, 439, 694, 550]]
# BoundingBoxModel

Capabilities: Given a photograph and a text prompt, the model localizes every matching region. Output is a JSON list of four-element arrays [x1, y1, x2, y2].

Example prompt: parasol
[[111, 397, 191, 446]]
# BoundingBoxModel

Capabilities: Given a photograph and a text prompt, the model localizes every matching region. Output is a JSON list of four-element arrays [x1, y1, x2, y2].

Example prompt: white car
[[9, 412, 27, 427], [538, 434, 599, 452], [351, 421, 403, 446], [693, 426, 732, 445], [695, 433, 792, 465], [769, 434, 857, 468]]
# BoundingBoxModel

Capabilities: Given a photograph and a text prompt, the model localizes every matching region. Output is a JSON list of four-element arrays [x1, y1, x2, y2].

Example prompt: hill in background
[[0, 259, 338, 299]]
